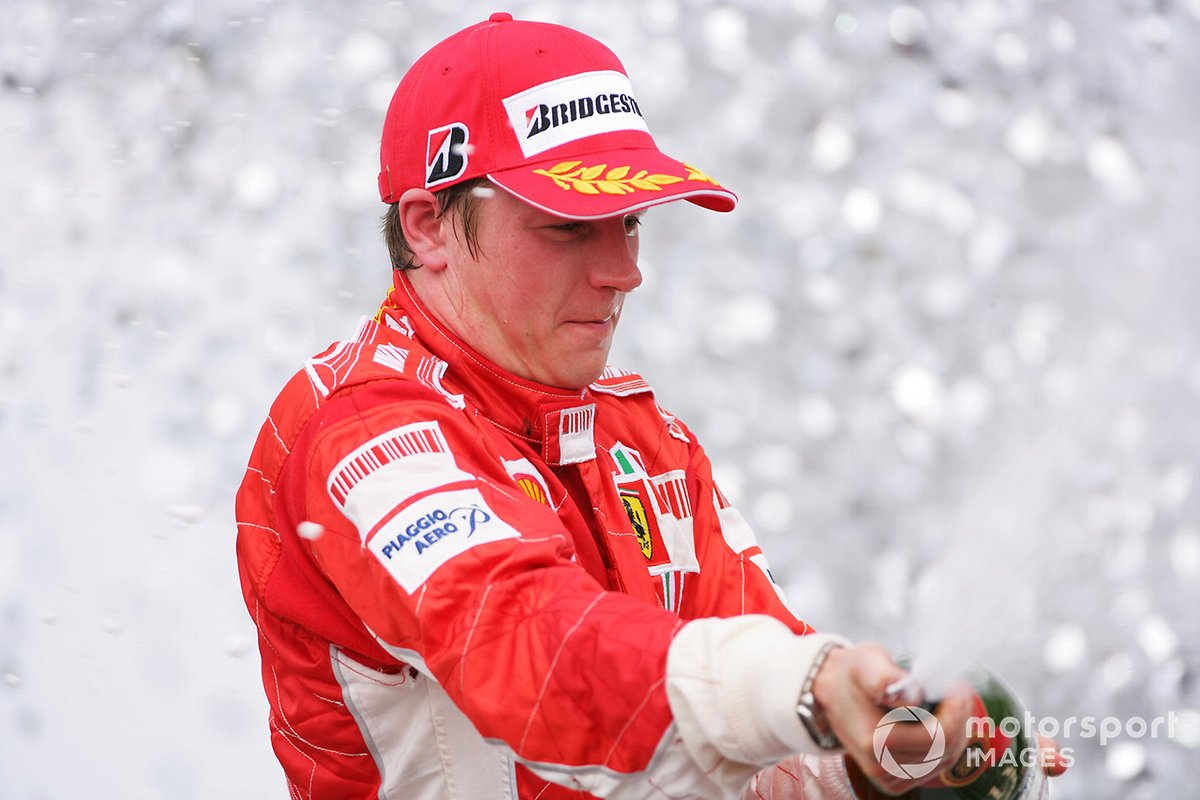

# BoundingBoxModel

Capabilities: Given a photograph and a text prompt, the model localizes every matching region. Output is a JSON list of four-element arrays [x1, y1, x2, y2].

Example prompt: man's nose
[[591, 226, 643, 293]]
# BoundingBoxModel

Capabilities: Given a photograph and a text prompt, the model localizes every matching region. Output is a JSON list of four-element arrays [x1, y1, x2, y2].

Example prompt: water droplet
[[1013, 303, 1060, 365], [702, 5, 749, 68], [224, 635, 253, 658], [1087, 136, 1142, 200], [803, 275, 843, 312], [168, 505, 205, 524], [204, 395, 243, 438], [1044, 624, 1087, 673], [967, 217, 1014, 275], [891, 365, 944, 426], [796, 395, 839, 440], [752, 490, 794, 534], [1105, 741, 1146, 780], [932, 87, 977, 129], [889, 5, 927, 46], [1173, 709, 1200, 749], [1168, 529, 1200, 577], [947, 378, 992, 430], [1137, 616, 1177, 664], [894, 425, 935, 463], [235, 161, 280, 210], [641, 0, 681, 34], [810, 120, 856, 173], [1114, 409, 1146, 450], [842, 187, 882, 234], [297, 521, 325, 541], [1048, 16, 1076, 51], [920, 275, 968, 318], [1101, 652, 1135, 690], [1137, 14, 1171, 48], [1005, 109, 1052, 165], [722, 294, 777, 344], [789, 0, 827, 18], [338, 31, 391, 79], [833, 11, 858, 36], [992, 32, 1029, 71]]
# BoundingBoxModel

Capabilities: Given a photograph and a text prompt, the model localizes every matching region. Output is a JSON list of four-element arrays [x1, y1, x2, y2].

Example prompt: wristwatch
[[796, 640, 843, 750]]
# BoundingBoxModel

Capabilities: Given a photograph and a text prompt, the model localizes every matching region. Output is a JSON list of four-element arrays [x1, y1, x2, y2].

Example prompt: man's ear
[[398, 188, 450, 272]]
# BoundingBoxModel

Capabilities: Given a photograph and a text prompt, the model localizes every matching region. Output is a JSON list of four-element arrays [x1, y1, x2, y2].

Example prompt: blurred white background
[[2, 1, 1198, 797]]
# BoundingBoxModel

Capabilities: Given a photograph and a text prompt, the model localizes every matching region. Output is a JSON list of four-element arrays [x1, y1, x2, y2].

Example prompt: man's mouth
[[569, 310, 617, 326]]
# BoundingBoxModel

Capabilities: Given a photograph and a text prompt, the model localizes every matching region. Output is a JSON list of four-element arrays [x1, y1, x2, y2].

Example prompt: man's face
[[438, 186, 644, 390]]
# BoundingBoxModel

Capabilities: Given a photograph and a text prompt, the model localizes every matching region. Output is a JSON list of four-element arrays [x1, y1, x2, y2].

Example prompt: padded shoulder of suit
[[588, 366, 656, 399], [302, 315, 465, 410], [590, 366, 691, 445]]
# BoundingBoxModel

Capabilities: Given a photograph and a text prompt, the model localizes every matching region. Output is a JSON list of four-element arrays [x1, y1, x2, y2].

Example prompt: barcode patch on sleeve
[[328, 422, 450, 507]]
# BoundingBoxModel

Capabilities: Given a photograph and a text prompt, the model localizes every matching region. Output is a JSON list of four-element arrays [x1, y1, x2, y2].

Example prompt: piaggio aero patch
[[368, 487, 520, 593]]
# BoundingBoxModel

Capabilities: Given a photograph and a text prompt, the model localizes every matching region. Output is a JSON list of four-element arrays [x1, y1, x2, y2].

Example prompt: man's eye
[[553, 222, 583, 233], [624, 215, 643, 235]]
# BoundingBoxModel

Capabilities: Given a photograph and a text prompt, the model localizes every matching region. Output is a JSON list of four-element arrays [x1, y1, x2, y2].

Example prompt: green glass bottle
[[844, 666, 1048, 799]]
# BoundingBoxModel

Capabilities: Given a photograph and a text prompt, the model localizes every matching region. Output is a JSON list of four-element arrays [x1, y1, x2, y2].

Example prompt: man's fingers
[[844, 641, 912, 706], [934, 681, 973, 755], [1037, 733, 1070, 776], [880, 673, 925, 708], [820, 644, 979, 797]]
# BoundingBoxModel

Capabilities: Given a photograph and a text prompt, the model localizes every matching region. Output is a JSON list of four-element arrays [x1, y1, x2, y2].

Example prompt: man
[[237, 13, 1011, 799]]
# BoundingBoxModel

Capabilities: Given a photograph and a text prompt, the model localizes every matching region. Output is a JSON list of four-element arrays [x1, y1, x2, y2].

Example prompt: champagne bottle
[[844, 666, 1049, 799]]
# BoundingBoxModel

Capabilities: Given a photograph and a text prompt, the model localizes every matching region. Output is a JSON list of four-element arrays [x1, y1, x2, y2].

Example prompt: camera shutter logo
[[873, 706, 946, 780]]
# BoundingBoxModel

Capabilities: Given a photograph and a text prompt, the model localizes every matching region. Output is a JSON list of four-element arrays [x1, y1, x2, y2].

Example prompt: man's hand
[[811, 642, 973, 796], [1037, 733, 1070, 777]]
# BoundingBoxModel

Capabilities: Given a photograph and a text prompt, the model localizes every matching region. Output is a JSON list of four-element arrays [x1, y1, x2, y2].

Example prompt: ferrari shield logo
[[620, 490, 653, 559]]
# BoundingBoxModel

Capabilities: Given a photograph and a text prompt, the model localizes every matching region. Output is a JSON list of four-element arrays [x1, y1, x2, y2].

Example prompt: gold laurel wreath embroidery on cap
[[533, 161, 686, 195], [683, 163, 721, 185]]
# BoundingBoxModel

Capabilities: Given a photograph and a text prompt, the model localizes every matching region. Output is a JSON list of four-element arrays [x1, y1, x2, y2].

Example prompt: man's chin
[[547, 357, 609, 391]]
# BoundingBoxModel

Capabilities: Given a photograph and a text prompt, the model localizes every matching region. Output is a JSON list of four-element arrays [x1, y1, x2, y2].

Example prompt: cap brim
[[487, 147, 737, 220]]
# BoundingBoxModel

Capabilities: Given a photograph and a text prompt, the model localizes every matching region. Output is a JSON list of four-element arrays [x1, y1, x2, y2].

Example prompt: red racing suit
[[236, 273, 845, 799]]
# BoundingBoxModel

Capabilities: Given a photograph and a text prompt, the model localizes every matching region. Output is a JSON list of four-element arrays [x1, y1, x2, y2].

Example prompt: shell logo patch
[[516, 475, 549, 505]]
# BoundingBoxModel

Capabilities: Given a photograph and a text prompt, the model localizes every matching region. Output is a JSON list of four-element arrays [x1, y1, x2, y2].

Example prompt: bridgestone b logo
[[426, 122, 470, 187], [502, 70, 650, 159]]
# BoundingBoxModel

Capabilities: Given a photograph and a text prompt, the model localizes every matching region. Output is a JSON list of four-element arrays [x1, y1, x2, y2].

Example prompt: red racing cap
[[378, 12, 737, 220]]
